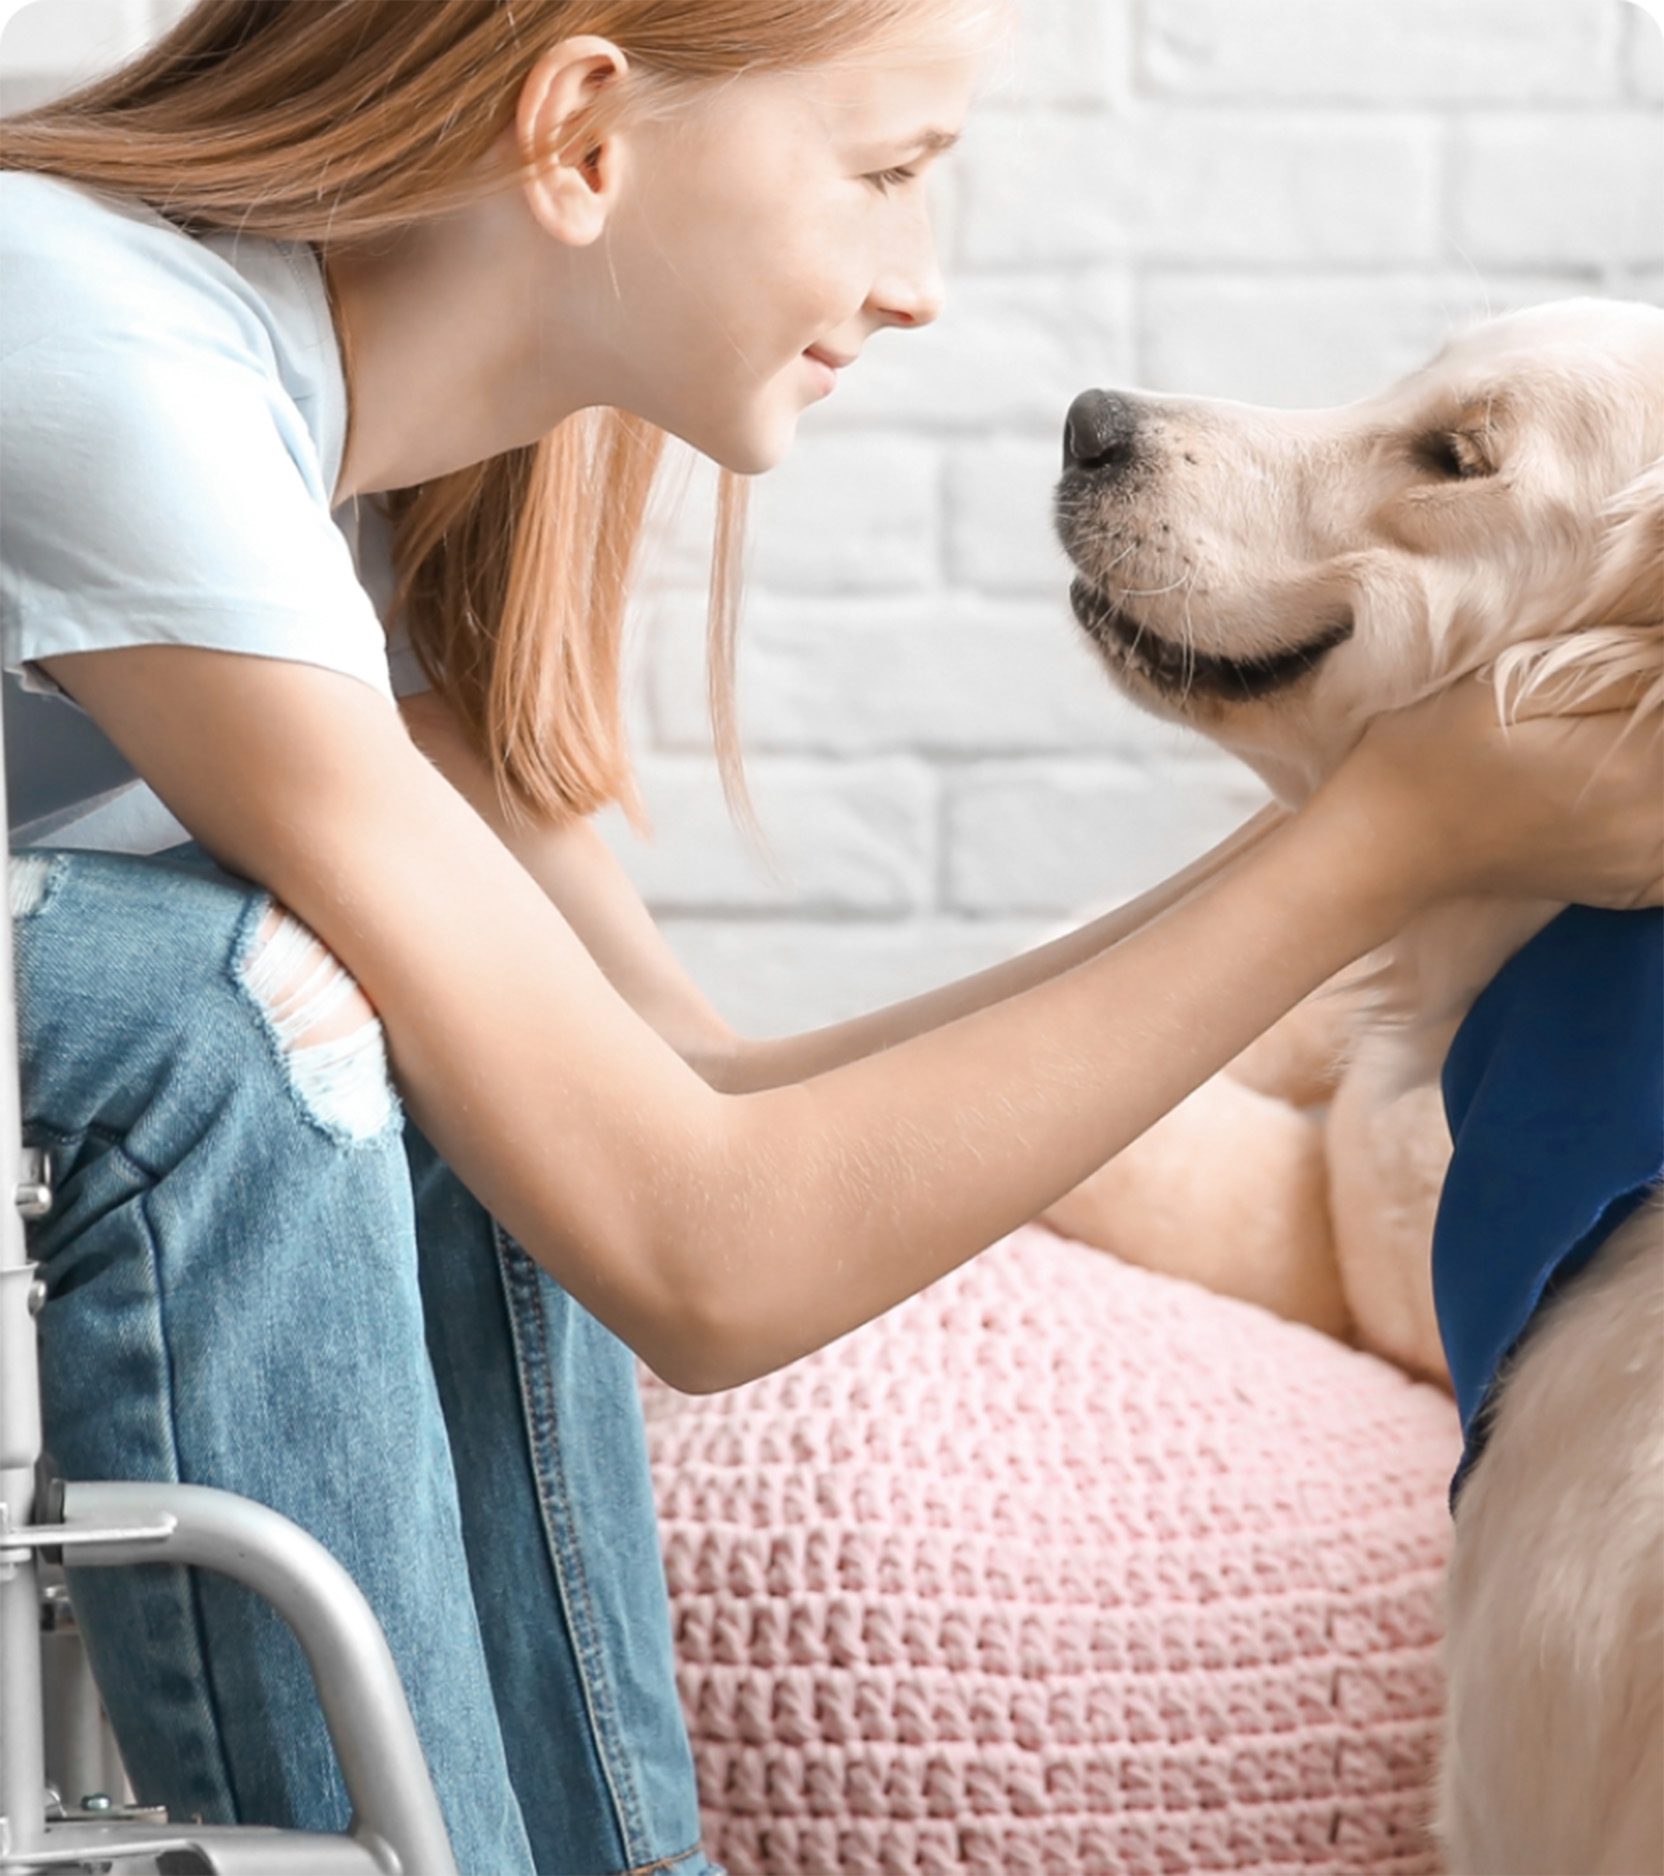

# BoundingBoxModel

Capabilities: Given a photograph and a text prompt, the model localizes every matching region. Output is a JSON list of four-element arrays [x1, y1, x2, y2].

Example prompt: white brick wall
[[4, 0, 1661, 1037], [0, 0, 158, 109]]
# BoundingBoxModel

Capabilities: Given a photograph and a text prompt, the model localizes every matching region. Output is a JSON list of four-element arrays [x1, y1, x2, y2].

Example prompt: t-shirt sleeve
[[1, 314, 396, 708]]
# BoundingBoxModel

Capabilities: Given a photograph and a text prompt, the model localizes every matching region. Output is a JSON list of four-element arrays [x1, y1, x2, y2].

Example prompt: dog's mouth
[[1070, 578, 1355, 705]]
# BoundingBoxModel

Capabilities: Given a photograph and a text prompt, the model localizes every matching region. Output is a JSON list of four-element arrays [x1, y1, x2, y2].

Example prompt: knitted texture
[[638, 1226, 1463, 1876]]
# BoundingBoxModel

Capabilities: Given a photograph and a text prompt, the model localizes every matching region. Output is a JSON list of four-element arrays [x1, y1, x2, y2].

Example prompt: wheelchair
[[0, 693, 461, 1875]]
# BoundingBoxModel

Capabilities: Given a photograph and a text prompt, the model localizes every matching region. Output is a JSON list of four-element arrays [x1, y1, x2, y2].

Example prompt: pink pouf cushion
[[638, 1225, 1464, 1876]]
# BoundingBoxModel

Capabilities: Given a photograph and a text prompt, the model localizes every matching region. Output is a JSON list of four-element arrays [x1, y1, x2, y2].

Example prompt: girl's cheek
[[806, 232, 865, 311]]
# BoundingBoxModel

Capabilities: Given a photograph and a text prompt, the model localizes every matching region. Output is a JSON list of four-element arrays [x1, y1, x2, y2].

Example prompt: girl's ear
[[516, 35, 630, 249]]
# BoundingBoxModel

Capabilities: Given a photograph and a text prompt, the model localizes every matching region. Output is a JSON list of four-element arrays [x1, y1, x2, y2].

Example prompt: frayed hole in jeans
[[9, 851, 64, 920], [239, 903, 399, 1142]]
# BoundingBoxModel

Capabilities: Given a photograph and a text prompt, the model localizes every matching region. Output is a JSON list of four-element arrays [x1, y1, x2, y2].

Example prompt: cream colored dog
[[1047, 299, 1664, 1873]]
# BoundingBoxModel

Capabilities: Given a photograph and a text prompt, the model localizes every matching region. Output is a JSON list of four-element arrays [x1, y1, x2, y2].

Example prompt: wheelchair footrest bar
[[1, 1818, 396, 1874], [0, 1829, 199, 1870], [2, 1518, 177, 1557], [60, 1481, 459, 1876]]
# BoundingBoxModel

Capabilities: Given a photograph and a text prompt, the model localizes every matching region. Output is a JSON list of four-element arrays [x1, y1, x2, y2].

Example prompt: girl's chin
[[667, 375, 811, 476], [710, 409, 800, 477]]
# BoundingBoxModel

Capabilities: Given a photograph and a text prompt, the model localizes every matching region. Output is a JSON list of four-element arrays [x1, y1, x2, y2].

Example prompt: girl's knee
[[10, 847, 402, 1150]]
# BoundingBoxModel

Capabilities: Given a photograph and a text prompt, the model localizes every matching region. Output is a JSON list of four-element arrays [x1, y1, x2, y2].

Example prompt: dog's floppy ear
[[1568, 459, 1664, 634], [1494, 460, 1663, 722]]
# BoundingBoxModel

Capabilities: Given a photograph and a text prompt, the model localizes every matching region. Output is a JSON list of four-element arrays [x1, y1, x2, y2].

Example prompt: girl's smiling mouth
[[802, 347, 844, 395]]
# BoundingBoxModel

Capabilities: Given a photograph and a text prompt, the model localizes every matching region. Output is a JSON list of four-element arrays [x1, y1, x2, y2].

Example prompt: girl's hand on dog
[[1320, 672, 1664, 913]]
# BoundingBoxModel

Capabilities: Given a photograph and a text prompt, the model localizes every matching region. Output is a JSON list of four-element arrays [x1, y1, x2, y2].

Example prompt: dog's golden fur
[[1054, 299, 1664, 1872]]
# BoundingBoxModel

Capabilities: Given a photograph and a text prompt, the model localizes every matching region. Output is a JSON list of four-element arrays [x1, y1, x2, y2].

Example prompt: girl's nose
[[870, 262, 945, 333], [867, 190, 947, 333]]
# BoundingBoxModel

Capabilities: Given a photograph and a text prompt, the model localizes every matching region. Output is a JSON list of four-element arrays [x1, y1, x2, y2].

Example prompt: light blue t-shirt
[[1, 169, 428, 854]]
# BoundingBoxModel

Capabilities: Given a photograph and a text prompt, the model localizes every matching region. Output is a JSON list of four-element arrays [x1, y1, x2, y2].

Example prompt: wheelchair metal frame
[[0, 720, 461, 1874]]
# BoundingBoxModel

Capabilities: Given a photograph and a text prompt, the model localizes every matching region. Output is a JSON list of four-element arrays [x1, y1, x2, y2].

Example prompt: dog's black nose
[[1064, 390, 1140, 475]]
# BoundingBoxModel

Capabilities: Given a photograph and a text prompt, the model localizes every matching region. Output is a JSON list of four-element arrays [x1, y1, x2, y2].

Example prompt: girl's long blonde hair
[[0, 0, 999, 841]]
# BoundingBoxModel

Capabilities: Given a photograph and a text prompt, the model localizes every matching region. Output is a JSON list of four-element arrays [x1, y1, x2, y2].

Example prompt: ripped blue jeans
[[10, 838, 719, 1876]]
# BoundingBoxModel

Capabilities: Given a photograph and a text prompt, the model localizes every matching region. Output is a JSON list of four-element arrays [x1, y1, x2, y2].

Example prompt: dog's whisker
[[1095, 538, 1142, 582], [1178, 564, 1201, 705], [1118, 569, 1193, 601]]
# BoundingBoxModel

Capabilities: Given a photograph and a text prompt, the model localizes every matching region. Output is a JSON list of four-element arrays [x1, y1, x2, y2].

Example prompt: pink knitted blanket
[[639, 1225, 1462, 1876]]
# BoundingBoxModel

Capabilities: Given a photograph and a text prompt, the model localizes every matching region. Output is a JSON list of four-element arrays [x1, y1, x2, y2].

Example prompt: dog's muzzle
[[1070, 578, 1355, 705]]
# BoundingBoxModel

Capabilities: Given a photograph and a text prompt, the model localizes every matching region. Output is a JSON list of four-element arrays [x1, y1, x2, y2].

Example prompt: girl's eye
[[867, 165, 920, 194]]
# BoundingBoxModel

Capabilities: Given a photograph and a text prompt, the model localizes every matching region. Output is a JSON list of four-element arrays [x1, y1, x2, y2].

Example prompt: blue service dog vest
[[1432, 906, 1664, 1513]]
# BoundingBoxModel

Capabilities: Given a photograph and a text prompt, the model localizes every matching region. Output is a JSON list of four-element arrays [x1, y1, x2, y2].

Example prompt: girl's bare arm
[[41, 646, 1658, 1393], [708, 802, 1290, 1092], [400, 679, 1290, 1094]]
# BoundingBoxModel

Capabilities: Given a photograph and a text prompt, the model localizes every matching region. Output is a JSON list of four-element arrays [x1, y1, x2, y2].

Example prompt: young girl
[[1, 3, 1657, 1871]]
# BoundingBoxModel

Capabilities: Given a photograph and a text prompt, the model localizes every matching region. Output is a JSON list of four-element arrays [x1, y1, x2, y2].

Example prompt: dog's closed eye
[[1414, 429, 1496, 481]]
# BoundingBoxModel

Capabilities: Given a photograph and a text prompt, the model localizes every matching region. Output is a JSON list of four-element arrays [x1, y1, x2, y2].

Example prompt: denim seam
[[24, 1117, 165, 1188], [492, 1223, 652, 1860], [621, 1840, 708, 1875], [225, 887, 405, 1152], [136, 1183, 244, 1823]]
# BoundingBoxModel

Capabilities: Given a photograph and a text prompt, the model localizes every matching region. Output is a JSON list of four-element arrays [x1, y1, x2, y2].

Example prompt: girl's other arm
[[400, 677, 1289, 1093]]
